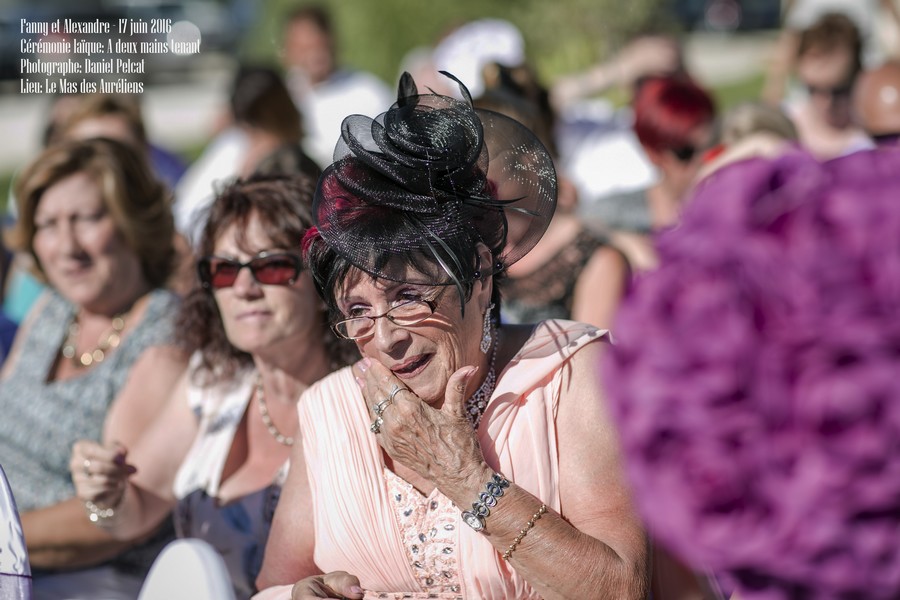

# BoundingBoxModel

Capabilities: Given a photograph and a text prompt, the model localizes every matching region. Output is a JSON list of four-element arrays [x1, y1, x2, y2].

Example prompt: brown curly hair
[[177, 174, 357, 385]]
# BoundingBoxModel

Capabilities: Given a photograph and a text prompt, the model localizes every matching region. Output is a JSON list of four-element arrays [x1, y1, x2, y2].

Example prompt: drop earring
[[480, 303, 495, 354]]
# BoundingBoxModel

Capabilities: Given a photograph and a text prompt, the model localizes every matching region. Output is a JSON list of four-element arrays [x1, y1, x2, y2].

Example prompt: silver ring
[[372, 398, 391, 417], [387, 384, 403, 403], [83, 458, 92, 477], [369, 416, 384, 434], [372, 385, 404, 417]]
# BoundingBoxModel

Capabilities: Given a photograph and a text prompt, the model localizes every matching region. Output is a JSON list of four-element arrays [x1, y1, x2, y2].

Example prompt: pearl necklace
[[256, 375, 295, 446], [464, 330, 499, 429], [62, 314, 126, 368]]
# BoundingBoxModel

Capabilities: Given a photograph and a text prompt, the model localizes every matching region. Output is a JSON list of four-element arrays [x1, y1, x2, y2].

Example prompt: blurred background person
[[173, 65, 318, 246], [474, 62, 630, 331], [71, 174, 354, 599], [431, 17, 527, 100], [718, 101, 799, 147], [0, 137, 186, 599], [853, 60, 900, 146], [696, 101, 799, 180], [548, 33, 689, 272], [396, 45, 455, 99], [280, 4, 391, 169], [551, 32, 685, 114], [780, 13, 872, 159], [762, 0, 900, 104], [252, 142, 323, 180], [59, 94, 187, 191], [630, 75, 717, 232], [224, 67, 312, 179], [550, 32, 684, 221]]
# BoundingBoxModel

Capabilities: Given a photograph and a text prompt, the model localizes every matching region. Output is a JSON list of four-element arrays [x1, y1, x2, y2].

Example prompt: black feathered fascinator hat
[[310, 71, 557, 305]]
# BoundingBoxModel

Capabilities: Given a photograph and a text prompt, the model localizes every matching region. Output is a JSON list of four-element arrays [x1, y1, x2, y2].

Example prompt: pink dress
[[255, 320, 607, 600]]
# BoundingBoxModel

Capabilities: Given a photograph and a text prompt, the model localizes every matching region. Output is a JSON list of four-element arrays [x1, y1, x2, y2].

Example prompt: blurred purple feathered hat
[[603, 148, 900, 599]]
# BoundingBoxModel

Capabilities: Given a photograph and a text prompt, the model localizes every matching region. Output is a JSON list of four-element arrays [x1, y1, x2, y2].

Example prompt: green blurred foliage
[[712, 72, 766, 110], [0, 172, 11, 214], [240, 0, 669, 85]]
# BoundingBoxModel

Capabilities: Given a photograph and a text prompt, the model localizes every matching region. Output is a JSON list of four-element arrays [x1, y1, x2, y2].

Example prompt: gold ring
[[83, 458, 92, 477]]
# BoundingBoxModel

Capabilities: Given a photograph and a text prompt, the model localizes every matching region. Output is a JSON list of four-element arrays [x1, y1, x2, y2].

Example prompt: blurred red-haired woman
[[632, 75, 717, 230]]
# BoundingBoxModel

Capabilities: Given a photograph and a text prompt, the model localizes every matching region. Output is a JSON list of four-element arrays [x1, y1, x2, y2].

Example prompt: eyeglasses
[[198, 253, 303, 289], [805, 82, 853, 100], [332, 296, 442, 340]]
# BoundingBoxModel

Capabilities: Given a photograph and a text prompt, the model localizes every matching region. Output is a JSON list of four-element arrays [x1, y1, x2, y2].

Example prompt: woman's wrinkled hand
[[357, 358, 491, 495], [69, 440, 136, 509], [291, 571, 364, 599]]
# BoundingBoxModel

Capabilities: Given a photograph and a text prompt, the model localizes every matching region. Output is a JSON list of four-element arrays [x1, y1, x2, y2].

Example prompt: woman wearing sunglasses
[[588, 75, 717, 275], [253, 73, 648, 600], [631, 75, 717, 234], [70, 174, 354, 599]]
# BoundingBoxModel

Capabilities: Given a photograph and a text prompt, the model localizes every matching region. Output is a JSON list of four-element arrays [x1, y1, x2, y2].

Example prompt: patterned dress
[[502, 229, 627, 324], [0, 289, 179, 590]]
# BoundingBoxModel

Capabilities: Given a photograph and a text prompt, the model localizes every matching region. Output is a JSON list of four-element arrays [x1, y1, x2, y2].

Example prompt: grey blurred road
[[686, 30, 777, 86], [0, 31, 776, 175]]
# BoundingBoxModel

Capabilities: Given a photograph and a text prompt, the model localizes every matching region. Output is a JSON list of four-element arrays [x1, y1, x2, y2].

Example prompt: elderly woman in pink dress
[[253, 73, 649, 600]]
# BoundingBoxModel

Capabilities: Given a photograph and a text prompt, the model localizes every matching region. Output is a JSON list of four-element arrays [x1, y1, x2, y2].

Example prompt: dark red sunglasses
[[198, 253, 303, 289], [670, 145, 698, 163]]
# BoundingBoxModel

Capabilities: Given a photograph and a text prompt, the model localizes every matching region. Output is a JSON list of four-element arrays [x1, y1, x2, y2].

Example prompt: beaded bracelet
[[502, 503, 547, 561], [84, 499, 116, 523], [461, 473, 510, 531]]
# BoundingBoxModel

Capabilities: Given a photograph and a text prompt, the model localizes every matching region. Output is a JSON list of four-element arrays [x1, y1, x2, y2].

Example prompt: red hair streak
[[301, 226, 321, 260]]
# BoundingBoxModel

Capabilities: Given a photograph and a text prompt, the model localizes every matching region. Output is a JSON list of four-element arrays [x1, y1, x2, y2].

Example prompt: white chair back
[[137, 538, 236, 600], [0, 464, 31, 600]]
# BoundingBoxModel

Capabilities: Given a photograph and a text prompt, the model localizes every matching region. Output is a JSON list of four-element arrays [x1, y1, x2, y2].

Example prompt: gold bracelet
[[502, 503, 547, 561]]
